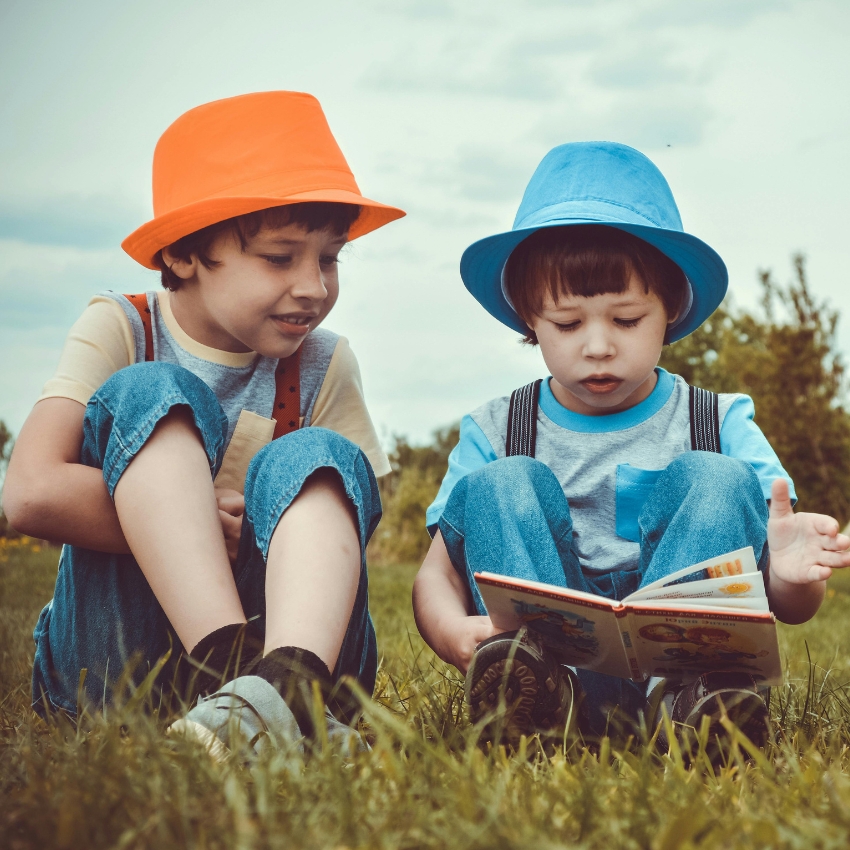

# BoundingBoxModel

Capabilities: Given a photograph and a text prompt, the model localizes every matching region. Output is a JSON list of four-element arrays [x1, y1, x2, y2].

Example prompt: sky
[[1, 0, 849, 446]]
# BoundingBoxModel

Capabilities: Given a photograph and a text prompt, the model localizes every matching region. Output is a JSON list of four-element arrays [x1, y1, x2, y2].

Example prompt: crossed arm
[[3, 398, 243, 557]]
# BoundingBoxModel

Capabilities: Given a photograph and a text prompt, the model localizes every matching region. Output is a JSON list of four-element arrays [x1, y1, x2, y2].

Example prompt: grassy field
[[2, 538, 850, 849]]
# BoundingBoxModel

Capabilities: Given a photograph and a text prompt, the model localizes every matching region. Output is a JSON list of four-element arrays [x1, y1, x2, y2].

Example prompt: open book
[[475, 547, 782, 686]]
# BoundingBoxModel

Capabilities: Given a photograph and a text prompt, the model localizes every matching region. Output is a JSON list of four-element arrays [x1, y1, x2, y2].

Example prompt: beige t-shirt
[[41, 292, 391, 489]]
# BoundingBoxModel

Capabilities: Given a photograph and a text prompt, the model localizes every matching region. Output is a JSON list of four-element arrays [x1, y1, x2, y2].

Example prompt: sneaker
[[168, 675, 368, 761], [651, 672, 769, 763], [168, 675, 304, 761], [465, 628, 584, 744]]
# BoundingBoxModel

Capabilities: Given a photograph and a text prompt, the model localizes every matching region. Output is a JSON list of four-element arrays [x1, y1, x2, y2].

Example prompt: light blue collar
[[539, 368, 676, 433]]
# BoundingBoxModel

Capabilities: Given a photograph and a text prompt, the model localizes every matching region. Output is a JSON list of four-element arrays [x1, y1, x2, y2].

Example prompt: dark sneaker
[[466, 628, 584, 744], [652, 672, 769, 764]]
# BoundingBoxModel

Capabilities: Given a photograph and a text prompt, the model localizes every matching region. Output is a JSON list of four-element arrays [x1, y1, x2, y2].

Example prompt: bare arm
[[412, 531, 500, 673], [2, 398, 129, 553]]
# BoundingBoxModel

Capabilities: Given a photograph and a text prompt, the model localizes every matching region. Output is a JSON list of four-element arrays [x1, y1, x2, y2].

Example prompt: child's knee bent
[[82, 362, 228, 485], [662, 452, 762, 499]]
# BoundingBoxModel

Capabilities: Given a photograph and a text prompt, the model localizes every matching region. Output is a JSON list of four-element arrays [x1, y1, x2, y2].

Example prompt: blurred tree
[[661, 255, 850, 521], [368, 424, 459, 565]]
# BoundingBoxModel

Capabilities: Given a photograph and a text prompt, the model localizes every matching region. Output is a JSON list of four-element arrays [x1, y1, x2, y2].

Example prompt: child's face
[[530, 274, 674, 415], [167, 222, 347, 358]]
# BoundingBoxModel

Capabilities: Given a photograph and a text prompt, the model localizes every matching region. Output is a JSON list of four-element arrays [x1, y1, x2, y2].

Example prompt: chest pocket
[[505, 380, 723, 543], [615, 464, 663, 542]]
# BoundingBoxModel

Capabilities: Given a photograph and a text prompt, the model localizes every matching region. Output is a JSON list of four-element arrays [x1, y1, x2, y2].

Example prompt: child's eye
[[615, 317, 643, 328], [263, 255, 293, 266], [320, 254, 341, 267], [555, 321, 580, 332]]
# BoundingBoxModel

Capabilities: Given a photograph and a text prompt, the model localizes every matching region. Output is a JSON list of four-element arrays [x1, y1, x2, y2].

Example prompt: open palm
[[768, 478, 850, 584]]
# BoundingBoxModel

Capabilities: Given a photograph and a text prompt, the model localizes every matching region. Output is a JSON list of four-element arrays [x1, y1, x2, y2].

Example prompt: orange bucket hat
[[122, 91, 405, 269]]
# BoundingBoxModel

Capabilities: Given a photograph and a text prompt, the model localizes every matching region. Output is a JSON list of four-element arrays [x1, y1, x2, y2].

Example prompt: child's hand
[[768, 478, 850, 584], [215, 487, 244, 564], [444, 615, 502, 675]]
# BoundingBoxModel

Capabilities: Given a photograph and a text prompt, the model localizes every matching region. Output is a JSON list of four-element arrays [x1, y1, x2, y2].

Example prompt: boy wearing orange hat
[[4, 92, 404, 754]]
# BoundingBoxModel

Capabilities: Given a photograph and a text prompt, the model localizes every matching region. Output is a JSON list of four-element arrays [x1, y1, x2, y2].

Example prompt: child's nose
[[289, 262, 328, 301], [583, 326, 615, 359]]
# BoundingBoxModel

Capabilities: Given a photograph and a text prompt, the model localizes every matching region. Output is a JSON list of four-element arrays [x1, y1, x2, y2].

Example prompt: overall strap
[[125, 292, 302, 439], [689, 385, 721, 453], [272, 347, 303, 439], [506, 379, 542, 458], [124, 293, 154, 362]]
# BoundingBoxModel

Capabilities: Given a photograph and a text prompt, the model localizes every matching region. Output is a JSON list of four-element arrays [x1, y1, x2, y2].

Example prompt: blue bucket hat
[[459, 141, 727, 343]]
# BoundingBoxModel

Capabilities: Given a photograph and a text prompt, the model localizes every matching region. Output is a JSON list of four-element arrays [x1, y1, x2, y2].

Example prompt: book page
[[628, 605, 782, 685], [627, 547, 758, 598], [475, 573, 633, 679], [627, 569, 769, 610]]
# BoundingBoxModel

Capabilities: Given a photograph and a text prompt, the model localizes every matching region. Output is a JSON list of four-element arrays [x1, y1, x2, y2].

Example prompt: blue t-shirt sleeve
[[425, 414, 498, 535], [720, 395, 796, 503]]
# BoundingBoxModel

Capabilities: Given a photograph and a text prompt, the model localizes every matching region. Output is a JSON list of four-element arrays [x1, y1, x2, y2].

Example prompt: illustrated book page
[[475, 547, 782, 684]]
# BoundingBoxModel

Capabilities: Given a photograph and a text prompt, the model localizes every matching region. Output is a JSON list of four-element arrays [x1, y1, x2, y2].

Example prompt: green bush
[[661, 255, 850, 521], [369, 424, 459, 565]]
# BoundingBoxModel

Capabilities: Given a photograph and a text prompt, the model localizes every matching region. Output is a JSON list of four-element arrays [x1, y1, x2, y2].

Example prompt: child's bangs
[[504, 225, 687, 338], [235, 202, 362, 244]]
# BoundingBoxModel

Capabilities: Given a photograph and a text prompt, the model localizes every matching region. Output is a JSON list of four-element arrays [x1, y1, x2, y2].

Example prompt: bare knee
[[148, 405, 203, 444], [294, 468, 354, 521]]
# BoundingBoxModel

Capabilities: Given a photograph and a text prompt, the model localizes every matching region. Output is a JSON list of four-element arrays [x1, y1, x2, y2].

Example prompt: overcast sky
[[1, 0, 849, 445]]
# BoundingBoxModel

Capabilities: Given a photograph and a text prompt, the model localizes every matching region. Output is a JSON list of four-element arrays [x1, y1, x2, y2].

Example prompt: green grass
[[2, 540, 850, 849]]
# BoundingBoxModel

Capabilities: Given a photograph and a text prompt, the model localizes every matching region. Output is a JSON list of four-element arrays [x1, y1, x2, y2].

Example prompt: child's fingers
[[808, 565, 833, 582], [769, 478, 793, 518], [815, 549, 850, 568], [822, 532, 850, 551], [811, 513, 840, 537]]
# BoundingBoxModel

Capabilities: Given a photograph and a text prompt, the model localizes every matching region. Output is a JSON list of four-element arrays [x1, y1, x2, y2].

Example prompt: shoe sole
[[467, 641, 567, 739], [167, 717, 231, 763], [679, 688, 768, 758]]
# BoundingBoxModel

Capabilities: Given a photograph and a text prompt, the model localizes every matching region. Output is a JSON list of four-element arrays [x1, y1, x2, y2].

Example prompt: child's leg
[[437, 455, 645, 731], [33, 362, 234, 715], [262, 468, 360, 668], [438, 455, 596, 614], [114, 407, 245, 651], [236, 427, 381, 698], [637, 452, 769, 587], [638, 453, 770, 757]]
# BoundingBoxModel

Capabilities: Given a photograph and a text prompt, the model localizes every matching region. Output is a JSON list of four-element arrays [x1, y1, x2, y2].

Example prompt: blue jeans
[[32, 363, 382, 717], [438, 453, 769, 731]]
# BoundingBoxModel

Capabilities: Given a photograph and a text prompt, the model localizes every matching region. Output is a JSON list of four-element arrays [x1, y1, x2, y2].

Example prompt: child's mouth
[[580, 376, 623, 394], [271, 315, 313, 337]]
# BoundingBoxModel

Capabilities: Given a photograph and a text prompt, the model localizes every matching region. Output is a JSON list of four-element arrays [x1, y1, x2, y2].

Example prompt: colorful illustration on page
[[510, 598, 600, 659], [639, 623, 768, 673]]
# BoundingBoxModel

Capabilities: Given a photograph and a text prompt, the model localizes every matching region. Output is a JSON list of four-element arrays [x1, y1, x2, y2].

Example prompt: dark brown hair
[[154, 202, 362, 291], [504, 224, 688, 344]]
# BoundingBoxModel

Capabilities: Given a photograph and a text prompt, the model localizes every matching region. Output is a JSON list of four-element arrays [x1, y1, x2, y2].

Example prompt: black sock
[[186, 622, 264, 701], [257, 646, 332, 738]]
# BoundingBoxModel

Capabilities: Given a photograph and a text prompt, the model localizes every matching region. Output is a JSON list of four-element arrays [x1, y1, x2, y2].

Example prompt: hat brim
[[460, 221, 727, 343], [122, 189, 405, 269]]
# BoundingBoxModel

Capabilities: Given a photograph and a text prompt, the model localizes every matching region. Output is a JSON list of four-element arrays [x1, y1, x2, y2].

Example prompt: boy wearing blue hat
[[412, 142, 850, 749]]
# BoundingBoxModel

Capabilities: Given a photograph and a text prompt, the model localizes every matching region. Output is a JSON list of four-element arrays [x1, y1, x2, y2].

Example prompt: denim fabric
[[32, 362, 381, 717], [438, 452, 769, 731]]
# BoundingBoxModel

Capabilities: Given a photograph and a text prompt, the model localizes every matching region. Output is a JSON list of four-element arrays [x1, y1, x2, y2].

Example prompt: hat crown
[[152, 91, 360, 215], [513, 141, 683, 233]]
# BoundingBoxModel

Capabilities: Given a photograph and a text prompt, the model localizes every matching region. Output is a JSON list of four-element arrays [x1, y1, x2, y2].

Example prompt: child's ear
[[160, 247, 198, 281]]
